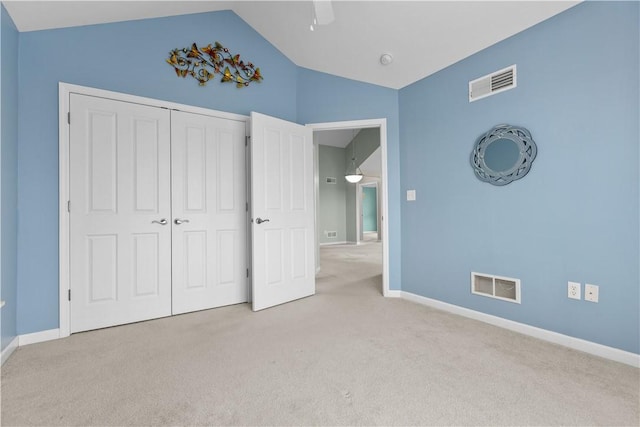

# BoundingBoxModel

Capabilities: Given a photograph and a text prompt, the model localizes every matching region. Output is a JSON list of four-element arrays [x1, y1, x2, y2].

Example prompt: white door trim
[[58, 82, 248, 338], [306, 119, 391, 297]]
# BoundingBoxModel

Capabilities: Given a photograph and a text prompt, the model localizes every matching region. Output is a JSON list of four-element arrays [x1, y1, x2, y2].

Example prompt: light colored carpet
[[1, 242, 638, 426]]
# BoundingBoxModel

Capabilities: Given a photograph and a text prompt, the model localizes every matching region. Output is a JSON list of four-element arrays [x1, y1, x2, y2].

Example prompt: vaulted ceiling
[[3, 0, 579, 89]]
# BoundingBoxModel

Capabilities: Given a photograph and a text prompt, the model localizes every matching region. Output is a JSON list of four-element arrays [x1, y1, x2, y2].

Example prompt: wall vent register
[[471, 272, 521, 303], [326, 177, 337, 184], [469, 65, 517, 102], [326, 231, 337, 238]]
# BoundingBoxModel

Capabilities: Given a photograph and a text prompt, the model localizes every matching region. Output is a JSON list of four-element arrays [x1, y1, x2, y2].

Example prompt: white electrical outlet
[[585, 284, 599, 303], [568, 281, 581, 300], [406, 190, 416, 201]]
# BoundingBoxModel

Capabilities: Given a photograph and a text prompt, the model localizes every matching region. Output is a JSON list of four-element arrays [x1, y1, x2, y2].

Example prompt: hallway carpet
[[1, 242, 638, 426]]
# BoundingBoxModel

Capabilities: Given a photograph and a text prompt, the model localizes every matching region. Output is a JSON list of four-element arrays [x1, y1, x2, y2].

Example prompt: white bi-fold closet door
[[69, 94, 247, 333]]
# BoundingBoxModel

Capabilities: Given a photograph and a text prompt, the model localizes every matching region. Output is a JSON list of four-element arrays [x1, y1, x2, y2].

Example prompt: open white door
[[250, 112, 315, 311]]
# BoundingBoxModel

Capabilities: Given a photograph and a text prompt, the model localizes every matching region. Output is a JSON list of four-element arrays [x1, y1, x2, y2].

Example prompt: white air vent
[[469, 65, 517, 102], [326, 231, 337, 238], [326, 177, 337, 184], [471, 272, 521, 303]]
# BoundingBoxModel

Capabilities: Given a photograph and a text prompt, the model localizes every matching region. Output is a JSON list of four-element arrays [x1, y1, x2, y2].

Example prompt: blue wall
[[15, 10, 404, 334], [297, 68, 401, 289], [399, 1, 639, 353], [1, 4, 19, 352], [16, 11, 299, 334], [9, 2, 638, 356]]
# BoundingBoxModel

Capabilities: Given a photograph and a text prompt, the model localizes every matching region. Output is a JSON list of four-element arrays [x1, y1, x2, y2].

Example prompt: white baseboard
[[19, 328, 60, 346], [319, 241, 348, 246], [400, 291, 640, 368], [1, 336, 19, 366], [384, 289, 401, 298]]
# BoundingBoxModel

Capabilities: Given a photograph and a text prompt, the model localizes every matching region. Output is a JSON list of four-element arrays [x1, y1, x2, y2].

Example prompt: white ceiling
[[315, 128, 360, 148], [315, 128, 381, 177], [314, 128, 380, 176], [359, 146, 381, 178], [3, 0, 580, 89]]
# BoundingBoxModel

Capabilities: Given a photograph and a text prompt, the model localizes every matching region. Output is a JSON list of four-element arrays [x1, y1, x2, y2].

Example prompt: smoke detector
[[380, 53, 393, 66]]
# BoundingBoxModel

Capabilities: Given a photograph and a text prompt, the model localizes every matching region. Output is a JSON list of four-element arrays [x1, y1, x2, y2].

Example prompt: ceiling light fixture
[[380, 53, 393, 66], [345, 159, 363, 183]]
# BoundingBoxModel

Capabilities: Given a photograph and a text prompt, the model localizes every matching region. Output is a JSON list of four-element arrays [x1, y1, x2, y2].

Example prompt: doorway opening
[[358, 181, 380, 243], [308, 119, 390, 297]]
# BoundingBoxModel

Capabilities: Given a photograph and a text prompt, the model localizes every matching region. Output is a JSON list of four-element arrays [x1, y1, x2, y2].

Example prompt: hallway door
[[250, 112, 315, 311]]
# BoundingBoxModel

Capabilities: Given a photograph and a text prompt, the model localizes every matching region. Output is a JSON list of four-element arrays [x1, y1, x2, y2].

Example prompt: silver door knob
[[255, 218, 270, 224], [174, 218, 190, 225], [151, 219, 168, 225]]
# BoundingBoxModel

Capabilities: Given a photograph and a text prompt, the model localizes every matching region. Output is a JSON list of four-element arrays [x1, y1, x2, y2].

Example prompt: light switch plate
[[407, 190, 416, 201]]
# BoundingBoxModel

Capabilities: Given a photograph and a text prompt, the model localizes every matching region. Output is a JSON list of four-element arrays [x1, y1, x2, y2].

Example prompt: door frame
[[306, 119, 391, 297], [58, 82, 249, 338]]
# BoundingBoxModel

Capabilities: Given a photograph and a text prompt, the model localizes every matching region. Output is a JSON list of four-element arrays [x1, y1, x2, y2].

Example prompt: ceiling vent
[[469, 65, 517, 102]]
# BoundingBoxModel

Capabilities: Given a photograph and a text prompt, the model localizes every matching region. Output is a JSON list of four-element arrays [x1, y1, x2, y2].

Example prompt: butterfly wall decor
[[167, 42, 263, 88]]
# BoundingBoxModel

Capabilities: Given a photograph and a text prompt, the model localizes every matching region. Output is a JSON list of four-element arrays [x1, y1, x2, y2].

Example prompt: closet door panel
[[69, 94, 172, 333], [171, 111, 248, 314]]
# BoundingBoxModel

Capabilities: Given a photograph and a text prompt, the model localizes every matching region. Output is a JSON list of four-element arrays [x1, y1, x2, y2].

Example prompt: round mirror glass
[[484, 138, 520, 172]]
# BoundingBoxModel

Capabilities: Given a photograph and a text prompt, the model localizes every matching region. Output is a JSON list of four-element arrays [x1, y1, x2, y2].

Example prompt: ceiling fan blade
[[313, 0, 334, 25]]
